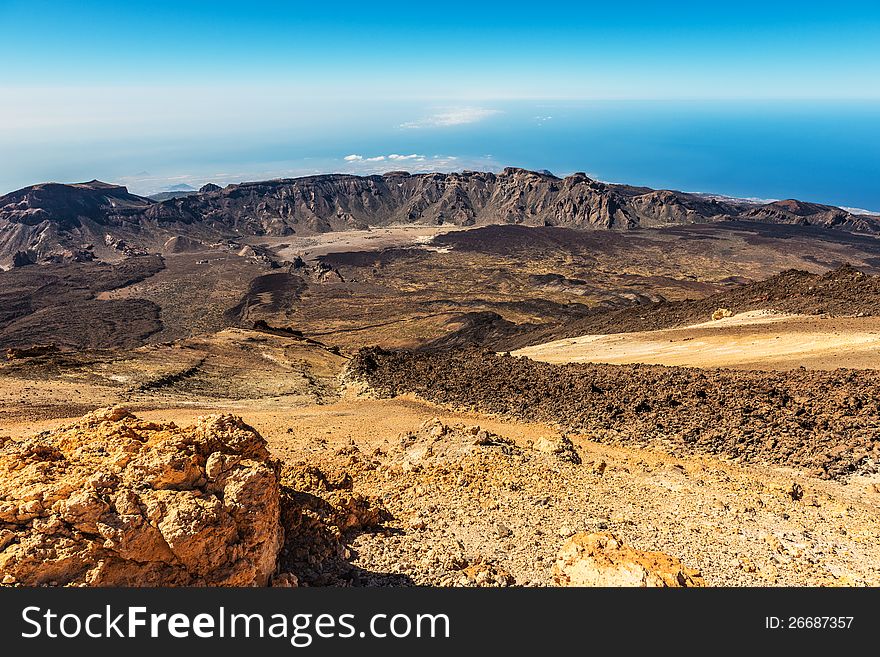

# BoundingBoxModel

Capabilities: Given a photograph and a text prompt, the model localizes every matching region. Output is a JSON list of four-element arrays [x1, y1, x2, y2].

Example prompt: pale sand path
[[252, 224, 469, 262], [514, 311, 880, 370]]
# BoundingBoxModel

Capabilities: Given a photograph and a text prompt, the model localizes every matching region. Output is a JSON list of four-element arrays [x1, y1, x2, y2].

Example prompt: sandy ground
[[252, 224, 469, 262], [514, 311, 880, 370]]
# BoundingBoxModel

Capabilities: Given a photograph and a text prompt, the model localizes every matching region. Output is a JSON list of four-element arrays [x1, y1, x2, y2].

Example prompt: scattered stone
[[457, 560, 515, 587], [271, 573, 299, 587], [552, 532, 705, 587], [532, 435, 582, 464]]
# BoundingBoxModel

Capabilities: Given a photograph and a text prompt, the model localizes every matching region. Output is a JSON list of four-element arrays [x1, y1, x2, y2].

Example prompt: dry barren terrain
[[5, 221, 880, 587], [515, 311, 880, 370]]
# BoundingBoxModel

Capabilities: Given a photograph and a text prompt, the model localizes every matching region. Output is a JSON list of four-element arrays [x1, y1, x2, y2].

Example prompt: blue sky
[[1, 1, 879, 203], [3, 1, 879, 98]]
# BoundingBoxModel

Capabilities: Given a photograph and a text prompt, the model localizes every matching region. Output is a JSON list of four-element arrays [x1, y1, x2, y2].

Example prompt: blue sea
[[3, 100, 879, 212]]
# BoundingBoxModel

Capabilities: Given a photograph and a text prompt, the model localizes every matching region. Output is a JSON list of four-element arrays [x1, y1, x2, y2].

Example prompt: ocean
[[3, 100, 878, 212]]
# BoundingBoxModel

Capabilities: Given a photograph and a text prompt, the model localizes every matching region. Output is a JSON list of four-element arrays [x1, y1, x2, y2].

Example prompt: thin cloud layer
[[341, 153, 493, 176], [400, 107, 501, 129], [343, 153, 426, 163]]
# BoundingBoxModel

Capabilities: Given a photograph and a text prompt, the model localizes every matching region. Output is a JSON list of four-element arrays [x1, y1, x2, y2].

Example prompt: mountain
[[147, 191, 196, 202], [0, 180, 152, 229], [2, 168, 877, 267], [742, 199, 879, 233], [147, 183, 199, 202], [0, 181, 155, 265], [142, 168, 742, 234]]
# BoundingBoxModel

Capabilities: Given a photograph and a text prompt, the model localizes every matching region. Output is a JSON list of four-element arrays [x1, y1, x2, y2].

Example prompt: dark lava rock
[[348, 347, 880, 480], [12, 250, 36, 267]]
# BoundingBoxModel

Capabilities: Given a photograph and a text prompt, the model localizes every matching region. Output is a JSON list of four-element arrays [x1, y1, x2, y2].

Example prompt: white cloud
[[339, 153, 498, 176], [842, 206, 880, 216], [400, 107, 501, 129], [342, 153, 426, 165]]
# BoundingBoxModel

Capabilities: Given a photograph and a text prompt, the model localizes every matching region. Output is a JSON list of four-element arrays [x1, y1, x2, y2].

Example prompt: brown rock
[[532, 435, 582, 464], [552, 532, 705, 587], [458, 560, 515, 587], [0, 406, 283, 586]]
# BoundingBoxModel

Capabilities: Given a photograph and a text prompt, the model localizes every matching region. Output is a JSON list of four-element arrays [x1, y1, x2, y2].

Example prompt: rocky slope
[[347, 348, 880, 479], [480, 265, 880, 351], [0, 181, 155, 266], [272, 412, 880, 586], [3, 169, 877, 267]]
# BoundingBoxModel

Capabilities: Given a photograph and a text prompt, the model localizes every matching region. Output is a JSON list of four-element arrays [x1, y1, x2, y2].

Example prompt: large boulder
[[552, 532, 705, 587], [0, 407, 283, 586]]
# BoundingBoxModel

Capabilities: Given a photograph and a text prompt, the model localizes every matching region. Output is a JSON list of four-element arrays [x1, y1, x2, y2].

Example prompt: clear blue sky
[[1, 1, 879, 204], [3, 0, 879, 98]]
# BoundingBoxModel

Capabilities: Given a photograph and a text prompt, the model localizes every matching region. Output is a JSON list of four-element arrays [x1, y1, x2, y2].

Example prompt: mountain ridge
[[2, 168, 877, 267]]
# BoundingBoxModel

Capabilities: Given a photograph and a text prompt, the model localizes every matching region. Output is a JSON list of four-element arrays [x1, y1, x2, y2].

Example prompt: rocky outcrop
[[391, 417, 517, 471], [552, 532, 705, 587], [4, 344, 59, 360], [0, 407, 283, 586], [531, 435, 582, 464]]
